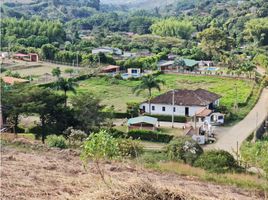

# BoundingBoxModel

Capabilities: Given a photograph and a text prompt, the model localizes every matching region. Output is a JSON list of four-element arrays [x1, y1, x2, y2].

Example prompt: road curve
[[207, 87, 268, 154]]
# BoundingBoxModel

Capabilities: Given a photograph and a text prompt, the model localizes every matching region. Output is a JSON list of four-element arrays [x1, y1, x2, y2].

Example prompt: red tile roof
[[149, 89, 221, 106], [2, 76, 29, 85]]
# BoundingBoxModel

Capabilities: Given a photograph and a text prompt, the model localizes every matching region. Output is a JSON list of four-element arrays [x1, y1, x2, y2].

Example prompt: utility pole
[[172, 90, 175, 128], [76, 51, 79, 67], [234, 84, 238, 113]]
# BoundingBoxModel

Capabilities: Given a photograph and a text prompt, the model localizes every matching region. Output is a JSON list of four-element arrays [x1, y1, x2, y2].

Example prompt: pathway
[[207, 88, 268, 153], [207, 66, 268, 154]]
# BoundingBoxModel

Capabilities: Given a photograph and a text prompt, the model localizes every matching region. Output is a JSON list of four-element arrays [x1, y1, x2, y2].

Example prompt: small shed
[[29, 53, 39, 62], [127, 68, 141, 75], [101, 65, 120, 73], [127, 116, 158, 131]]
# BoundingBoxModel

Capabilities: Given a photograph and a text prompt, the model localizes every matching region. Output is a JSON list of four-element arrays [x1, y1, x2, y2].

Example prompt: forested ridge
[[1, 0, 268, 70]]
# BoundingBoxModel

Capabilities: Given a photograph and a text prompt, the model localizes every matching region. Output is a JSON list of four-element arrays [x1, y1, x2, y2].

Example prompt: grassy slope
[[75, 74, 254, 115]]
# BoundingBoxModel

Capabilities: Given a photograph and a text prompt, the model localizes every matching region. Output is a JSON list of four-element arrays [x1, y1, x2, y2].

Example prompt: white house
[[140, 89, 224, 124]]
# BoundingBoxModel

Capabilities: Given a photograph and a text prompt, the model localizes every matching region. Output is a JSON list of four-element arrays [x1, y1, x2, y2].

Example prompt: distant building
[[159, 58, 199, 72], [157, 60, 174, 69], [92, 47, 122, 55], [122, 52, 137, 58], [101, 65, 120, 73], [198, 61, 214, 67], [13, 53, 39, 62], [127, 68, 141, 75]]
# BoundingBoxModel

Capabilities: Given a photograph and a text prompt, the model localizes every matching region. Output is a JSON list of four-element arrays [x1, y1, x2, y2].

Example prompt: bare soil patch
[[0, 139, 264, 200]]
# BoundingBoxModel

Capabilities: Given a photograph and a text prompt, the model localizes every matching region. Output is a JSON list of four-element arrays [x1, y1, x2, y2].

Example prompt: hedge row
[[144, 114, 187, 123], [127, 129, 173, 143]]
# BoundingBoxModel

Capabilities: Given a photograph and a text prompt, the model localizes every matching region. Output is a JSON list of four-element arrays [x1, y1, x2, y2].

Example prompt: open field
[[75, 74, 255, 114], [1, 135, 266, 200]]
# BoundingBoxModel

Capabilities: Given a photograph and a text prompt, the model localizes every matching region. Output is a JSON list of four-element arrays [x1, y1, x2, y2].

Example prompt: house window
[[152, 106, 155, 111], [142, 106, 145, 111], [162, 107, 165, 111], [173, 107, 176, 112]]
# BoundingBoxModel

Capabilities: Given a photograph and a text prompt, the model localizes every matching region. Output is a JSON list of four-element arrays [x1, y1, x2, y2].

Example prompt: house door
[[185, 107, 189, 116]]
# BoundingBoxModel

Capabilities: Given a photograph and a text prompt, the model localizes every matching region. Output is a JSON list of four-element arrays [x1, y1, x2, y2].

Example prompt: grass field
[[75, 74, 255, 115]]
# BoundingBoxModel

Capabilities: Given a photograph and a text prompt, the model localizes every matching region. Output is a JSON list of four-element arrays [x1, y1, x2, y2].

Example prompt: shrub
[[64, 127, 87, 145], [127, 130, 173, 143], [117, 138, 144, 158], [194, 150, 238, 173], [107, 128, 127, 138], [81, 130, 120, 182], [81, 130, 119, 163], [166, 137, 203, 165], [46, 135, 67, 149], [144, 114, 187, 123]]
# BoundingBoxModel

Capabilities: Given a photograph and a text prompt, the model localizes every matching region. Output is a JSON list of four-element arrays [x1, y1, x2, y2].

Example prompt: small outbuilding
[[127, 116, 158, 132], [101, 65, 120, 73]]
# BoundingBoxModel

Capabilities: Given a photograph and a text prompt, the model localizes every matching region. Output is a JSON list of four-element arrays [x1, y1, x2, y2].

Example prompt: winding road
[[207, 67, 268, 154]]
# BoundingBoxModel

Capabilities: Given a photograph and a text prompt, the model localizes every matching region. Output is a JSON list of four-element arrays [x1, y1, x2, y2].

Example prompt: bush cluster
[[46, 135, 67, 149], [166, 137, 203, 165], [117, 138, 144, 158], [194, 150, 239, 173]]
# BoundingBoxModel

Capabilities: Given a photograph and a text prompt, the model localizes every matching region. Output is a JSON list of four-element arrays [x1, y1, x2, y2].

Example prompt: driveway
[[207, 87, 268, 154]]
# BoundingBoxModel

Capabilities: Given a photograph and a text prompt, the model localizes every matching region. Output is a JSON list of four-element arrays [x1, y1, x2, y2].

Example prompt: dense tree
[[244, 18, 268, 46], [150, 19, 195, 40], [128, 17, 153, 34], [1, 83, 26, 134], [54, 78, 78, 107], [71, 93, 104, 132], [198, 27, 233, 59], [24, 87, 66, 143], [41, 44, 58, 60]]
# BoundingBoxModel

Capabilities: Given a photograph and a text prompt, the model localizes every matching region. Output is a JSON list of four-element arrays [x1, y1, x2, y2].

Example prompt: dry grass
[[156, 162, 268, 193], [80, 179, 196, 200], [0, 134, 265, 200]]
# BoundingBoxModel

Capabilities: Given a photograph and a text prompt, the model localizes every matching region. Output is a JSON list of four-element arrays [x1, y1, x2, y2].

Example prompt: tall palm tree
[[133, 75, 165, 114], [54, 77, 78, 107]]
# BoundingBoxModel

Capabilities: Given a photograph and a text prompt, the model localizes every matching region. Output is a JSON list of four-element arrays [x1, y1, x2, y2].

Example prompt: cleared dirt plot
[[0, 135, 265, 200]]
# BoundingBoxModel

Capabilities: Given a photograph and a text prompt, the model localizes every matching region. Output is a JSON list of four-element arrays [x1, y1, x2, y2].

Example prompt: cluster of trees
[[150, 19, 195, 40], [117, 52, 167, 69], [0, 18, 66, 49], [1, 82, 104, 143]]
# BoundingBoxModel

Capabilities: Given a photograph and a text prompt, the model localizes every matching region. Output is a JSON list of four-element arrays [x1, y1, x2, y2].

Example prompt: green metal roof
[[127, 116, 158, 125], [183, 59, 199, 67]]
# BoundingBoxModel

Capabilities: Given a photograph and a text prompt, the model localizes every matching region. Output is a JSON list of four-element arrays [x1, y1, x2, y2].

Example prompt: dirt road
[[207, 66, 268, 154], [208, 88, 268, 154]]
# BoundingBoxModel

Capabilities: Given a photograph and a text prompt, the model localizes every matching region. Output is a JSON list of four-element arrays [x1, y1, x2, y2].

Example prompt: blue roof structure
[[127, 116, 158, 126]]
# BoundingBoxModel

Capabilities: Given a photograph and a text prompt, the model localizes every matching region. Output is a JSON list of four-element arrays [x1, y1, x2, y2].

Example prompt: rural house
[[140, 89, 224, 124], [159, 58, 199, 72]]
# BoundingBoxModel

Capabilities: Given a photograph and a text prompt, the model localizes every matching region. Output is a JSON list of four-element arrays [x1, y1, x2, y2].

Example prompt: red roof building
[[2, 76, 29, 85]]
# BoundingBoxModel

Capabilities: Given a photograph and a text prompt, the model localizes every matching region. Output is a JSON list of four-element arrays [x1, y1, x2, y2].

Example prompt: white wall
[[140, 103, 205, 117]]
